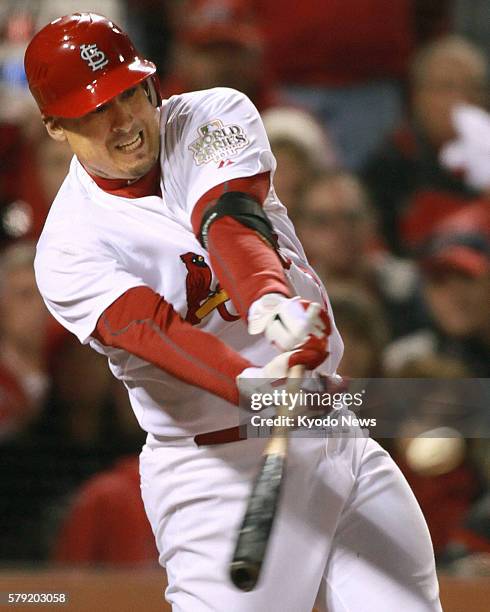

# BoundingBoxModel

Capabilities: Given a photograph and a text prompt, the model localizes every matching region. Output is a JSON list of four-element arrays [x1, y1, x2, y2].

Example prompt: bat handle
[[287, 364, 305, 381]]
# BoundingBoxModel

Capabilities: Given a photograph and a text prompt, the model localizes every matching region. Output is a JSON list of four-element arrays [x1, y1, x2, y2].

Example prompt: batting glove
[[248, 293, 331, 354], [440, 104, 490, 191], [237, 331, 330, 402]]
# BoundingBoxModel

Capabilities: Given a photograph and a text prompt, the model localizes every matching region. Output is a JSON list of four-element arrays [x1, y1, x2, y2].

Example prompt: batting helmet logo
[[80, 43, 109, 71]]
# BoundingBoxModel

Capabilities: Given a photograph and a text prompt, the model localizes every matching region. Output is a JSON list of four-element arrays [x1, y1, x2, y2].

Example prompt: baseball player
[[24, 13, 442, 612]]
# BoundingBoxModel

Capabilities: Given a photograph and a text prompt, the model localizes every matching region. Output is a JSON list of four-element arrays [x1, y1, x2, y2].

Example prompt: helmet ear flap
[[144, 75, 162, 108]]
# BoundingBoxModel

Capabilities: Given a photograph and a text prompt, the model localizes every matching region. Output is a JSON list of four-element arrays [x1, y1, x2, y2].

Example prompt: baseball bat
[[229, 364, 304, 592]]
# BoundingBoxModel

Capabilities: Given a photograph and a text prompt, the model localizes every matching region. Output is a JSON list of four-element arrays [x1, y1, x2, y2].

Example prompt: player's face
[[46, 84, 160, 180]]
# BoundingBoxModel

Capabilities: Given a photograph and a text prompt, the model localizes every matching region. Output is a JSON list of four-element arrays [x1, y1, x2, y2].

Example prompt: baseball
[[405, 427, 466, 476]]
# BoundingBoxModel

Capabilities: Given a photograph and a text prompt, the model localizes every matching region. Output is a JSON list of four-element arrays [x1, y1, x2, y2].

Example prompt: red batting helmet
[[24, 13, 159, 118]]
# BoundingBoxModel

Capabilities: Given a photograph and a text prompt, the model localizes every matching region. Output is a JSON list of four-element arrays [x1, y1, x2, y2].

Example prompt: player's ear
[[43, 116, 67, 142]]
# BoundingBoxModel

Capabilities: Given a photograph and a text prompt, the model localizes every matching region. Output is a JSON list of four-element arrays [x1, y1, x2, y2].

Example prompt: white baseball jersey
[[35, 87, 343, 437]]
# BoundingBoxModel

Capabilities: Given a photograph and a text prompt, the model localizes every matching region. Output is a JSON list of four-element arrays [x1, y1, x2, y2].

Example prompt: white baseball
[[405, 427, 466, 476]]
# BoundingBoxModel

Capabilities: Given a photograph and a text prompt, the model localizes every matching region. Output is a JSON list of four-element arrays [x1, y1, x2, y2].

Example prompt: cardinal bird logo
[[180, 253, 212, 324], [180, 252, 239, 324]]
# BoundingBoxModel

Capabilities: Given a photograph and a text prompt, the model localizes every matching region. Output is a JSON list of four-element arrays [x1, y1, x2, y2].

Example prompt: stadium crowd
[[0, 0, 488, 576]]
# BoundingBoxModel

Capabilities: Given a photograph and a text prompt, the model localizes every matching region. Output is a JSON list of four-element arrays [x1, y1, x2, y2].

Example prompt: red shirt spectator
[[53, 456, 158, 566], [396, 454, 480, 555]]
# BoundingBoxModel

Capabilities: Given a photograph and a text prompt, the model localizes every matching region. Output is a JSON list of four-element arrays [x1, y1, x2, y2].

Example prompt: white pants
[[140, 434, 442, 612]]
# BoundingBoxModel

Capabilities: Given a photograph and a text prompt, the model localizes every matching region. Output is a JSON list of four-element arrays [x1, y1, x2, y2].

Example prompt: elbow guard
[[198, 191, 276, 250]]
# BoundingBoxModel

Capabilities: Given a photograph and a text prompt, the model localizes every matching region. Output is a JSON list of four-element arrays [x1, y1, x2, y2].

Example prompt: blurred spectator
[[362, 35, 488, 254], [409, 35, 487, 149], [0, 186, 145, 561], [384, 355, 483, 559], [396, 439, 481, 559], [443, 492, 490, 575], [384, 202, 490, 377], [0, 340, 145, 562], [0, 241, 49, 440], [246, 0, 414, 170], [261, 107, 338, 219], [296, 171, 427, 338], [40, 334, 145, 451], [444, 436, 490, 575], [52, 455, 158, 567], [329, 288, 389, 378], [161, 0, 282, 111], [0, 118, 72, 247], [0, 242, 52, 560], [386, 355, 474, 443]]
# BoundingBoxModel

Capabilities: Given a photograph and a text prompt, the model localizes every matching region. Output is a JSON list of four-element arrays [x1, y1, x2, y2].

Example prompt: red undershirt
[[85, 161, 162, 198], [89, 165, 291, 405]]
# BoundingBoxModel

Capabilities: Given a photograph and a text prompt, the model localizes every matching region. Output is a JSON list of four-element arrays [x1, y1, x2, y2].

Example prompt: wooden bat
[[229, 364, 304, 591]]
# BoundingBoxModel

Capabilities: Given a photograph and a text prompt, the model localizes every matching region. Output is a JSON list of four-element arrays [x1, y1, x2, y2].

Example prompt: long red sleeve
[[93, 286, 251, 405], [191, 173, 292, 318], [207, 216, 291, 318]]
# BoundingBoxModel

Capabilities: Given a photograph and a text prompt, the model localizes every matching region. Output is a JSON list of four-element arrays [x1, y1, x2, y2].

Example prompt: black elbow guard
[[198, 191, 275, 249]]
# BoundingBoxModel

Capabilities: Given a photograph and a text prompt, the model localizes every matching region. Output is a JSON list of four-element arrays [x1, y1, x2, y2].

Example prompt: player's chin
[[113, 150, 155, 178]]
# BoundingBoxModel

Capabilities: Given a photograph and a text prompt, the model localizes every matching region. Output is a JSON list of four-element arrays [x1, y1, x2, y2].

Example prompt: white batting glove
[[237, 322, 332, 401], [440, 104, 490, 191], [238, 353, 302, 391], [248, 293, 330, 352]]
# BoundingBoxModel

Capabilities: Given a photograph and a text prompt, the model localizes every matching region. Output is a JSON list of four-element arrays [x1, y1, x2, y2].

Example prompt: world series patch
[[188, 119, 249, 166]]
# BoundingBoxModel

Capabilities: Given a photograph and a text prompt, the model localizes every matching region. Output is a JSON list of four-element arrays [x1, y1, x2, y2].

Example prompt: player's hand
[[247, 293, 331, 355], [237, 355, 346, 416], [238, 345, 322, 385], [440, 104, 490, 191], [237, 337, 336, 398]]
